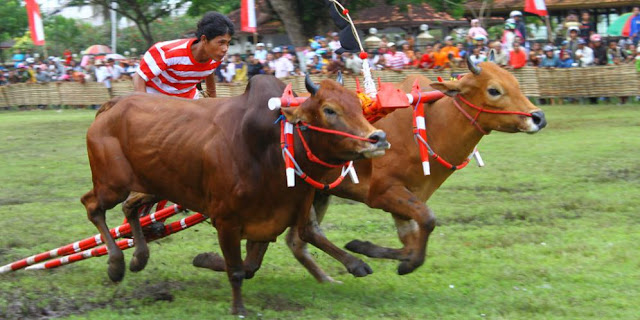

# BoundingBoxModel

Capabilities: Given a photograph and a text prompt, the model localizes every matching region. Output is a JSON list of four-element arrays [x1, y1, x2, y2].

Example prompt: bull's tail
[[95, 96, 124, 118]]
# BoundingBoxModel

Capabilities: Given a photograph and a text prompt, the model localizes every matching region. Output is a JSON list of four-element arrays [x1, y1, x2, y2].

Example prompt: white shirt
[[95, 66, 112, 88], [575, 46, 594, 66], [221, 63, 236, 83], [255, 49, 268, 62], [274, 56, 294, 79]]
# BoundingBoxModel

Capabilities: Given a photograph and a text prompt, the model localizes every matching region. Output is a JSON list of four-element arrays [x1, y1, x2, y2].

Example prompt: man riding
[[132, 12, 234, 99]]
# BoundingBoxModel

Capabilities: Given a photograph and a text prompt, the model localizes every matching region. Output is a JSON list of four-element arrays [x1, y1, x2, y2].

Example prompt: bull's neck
[[423, 95, 485, 165]]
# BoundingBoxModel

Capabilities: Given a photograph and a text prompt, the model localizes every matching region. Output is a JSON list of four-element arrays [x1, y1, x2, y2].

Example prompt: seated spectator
[[575, 39, 594, 66], [558, 51, 574, 68], [431, 43, 447, 69], [232, 54, 248, 82], [440, 36, 461, 66], [508, 42, 527, 69], [490, 41, 508, 67], [35, 66, 51, 83], [220, 56, 236, 83], [273, 47, 294, 79], [540, 46, 561, 68], [401, 42, 417, 67], [264, 53, 276, 75]]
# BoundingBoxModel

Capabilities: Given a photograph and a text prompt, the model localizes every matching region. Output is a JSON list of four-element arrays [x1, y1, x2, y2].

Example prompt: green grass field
[[1, 104, 639, 319]]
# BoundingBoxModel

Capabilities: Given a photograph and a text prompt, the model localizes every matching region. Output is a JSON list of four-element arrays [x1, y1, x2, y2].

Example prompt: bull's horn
[[466, 54, 482, 75], [336, 70, 344, 86], [305, 73, 320, 95], [488, 49, 496, 63]]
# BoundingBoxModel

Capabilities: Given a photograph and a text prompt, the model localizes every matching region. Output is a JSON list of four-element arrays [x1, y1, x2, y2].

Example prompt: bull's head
[[281, 74, 390, 161], [430, 55, 546, 134]]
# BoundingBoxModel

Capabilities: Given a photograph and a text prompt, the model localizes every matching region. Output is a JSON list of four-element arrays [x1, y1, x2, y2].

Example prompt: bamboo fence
[[1, 66, 638, 108]]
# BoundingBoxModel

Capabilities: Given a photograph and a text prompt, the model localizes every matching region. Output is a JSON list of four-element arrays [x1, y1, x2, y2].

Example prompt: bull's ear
[[430, 80, 460, 97], [280, 106, 306, 123]]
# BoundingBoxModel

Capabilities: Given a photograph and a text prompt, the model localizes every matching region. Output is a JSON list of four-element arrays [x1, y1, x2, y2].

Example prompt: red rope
[[296, 125, 348, 168], [299, 122, 376, 143]]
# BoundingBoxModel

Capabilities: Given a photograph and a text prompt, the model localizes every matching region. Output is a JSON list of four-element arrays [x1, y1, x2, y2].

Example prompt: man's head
[[196, 12, 235, 61], [491, 41, 502, 52], [444, 36, 453, 46], [387, 42, 397, 53], [569, 27, 579, 39], [581, 11, 590, 21], [513, 41, 522, 52], [591, 34, 602, 46], [633, 7, 639, 16], [256, 43, 265, 50], [510, 10, 522, 21], [543, 45, 554, 57], [578, 38, 586, 48]]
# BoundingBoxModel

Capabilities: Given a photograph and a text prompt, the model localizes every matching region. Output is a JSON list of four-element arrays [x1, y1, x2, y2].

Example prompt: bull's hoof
[[318, 275, 343, 284], [192, 252, 226, 272], [344, 239, 371, 255], [397, 259, 423, 275], [129, 252, 149, 272], [346, 259, 373, 277], [231, 304, 247, 316], [107, 256, 125, 282]]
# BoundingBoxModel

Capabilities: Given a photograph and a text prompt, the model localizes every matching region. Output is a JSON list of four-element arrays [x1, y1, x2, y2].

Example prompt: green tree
[[44, 15, 108, 57], [67, 0, 189, 48], [187, 0, 239, 16], [0, 0, 28, 42], [117, 15, 200, 53]]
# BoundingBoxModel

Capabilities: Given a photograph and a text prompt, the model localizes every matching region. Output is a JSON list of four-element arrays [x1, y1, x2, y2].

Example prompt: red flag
[[241, 0, 257, 33], [524, 0, 548, 17], [25, 0, 46, 46]]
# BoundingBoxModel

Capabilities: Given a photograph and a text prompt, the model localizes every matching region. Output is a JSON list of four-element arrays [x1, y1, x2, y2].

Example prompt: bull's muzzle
[[362, 129, 390, 158]]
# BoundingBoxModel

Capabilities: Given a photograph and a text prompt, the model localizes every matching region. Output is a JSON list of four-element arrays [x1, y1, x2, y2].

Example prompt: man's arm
[[132, 73, 146, 93], [205, 73, 217, 98]]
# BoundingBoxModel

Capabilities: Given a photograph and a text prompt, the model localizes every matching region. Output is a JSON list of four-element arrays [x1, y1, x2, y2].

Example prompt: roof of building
[[352, 0, 466, 28], [466, 0, 638, 14]]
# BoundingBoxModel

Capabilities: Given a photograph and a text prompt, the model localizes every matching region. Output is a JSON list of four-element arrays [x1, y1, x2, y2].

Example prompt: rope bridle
[[280, 119, 374, 190], [414, 93, 534, 171]]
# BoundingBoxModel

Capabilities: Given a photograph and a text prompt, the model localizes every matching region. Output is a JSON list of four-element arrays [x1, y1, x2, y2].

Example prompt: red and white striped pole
[[0, 204, 183, 273], [25, 213, 208, 271]]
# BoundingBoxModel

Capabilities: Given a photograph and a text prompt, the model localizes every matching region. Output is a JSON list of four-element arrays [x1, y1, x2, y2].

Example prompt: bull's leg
[[285, 192, 340, 283], [297, 201, 373, 278], [216, 223, 247, 315], [122, 192, 161, 272], [81, 188, 128, 282], [345, 185, 435, 275], [192, 241, 269, 279]]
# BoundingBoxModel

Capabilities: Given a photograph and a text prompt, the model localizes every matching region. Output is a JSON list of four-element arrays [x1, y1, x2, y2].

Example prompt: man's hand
[[132, 73, 146, 93]]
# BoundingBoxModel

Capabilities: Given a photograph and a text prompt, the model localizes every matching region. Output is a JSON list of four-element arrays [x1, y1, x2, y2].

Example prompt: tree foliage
[[187, 0, 240, 16], [0, 0, 28, 43], [67, 0, 189, 48]]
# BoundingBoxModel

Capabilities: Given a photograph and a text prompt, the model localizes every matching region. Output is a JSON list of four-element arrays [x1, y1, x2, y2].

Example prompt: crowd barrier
[[1, 66, 638, 108]]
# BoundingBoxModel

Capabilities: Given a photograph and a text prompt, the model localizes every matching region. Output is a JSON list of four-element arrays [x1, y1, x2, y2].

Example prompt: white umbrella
[[105, 53, 126, 60]]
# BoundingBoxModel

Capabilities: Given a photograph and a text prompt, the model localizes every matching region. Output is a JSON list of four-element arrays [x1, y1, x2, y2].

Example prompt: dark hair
[[196, 12, 235, 41]]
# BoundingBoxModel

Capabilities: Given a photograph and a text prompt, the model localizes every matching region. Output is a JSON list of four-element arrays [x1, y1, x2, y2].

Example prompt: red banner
[[26, 0, 46, 46], [241, 0, 257, 33]]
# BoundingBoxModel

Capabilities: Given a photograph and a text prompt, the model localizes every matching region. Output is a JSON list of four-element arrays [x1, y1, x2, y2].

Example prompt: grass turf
[[1, 104, 639, 319]]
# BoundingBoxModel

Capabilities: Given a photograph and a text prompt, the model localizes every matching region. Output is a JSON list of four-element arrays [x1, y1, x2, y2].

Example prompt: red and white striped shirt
[[137, 38, 221, 99]]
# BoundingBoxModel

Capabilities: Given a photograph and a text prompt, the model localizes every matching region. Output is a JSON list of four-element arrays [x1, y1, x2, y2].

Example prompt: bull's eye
[[488, 88, 501, 96], [323, 108, 336, 116]]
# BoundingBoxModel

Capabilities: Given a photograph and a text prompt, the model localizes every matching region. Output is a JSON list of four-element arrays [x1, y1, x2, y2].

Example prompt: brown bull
[[195, 59, 547, 282], [80, 75, 389, 314]]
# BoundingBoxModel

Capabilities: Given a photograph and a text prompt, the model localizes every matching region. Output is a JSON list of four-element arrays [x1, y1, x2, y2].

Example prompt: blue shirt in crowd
[[540, 55, 561, 68]]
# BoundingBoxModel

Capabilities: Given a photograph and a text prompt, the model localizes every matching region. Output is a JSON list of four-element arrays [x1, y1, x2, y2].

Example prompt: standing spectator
[[328, 32, 341, 54], [502, 21, 518, 51], [630, 7, 640, 46], [401, 42, 417, 67], [528, 42, 543, 66], [232, 54, 247, 82], [558, 51, 574, 68], [384, 42, 408, 71], [107, 58, 123, 80], [562, 13, 580, 40], [567, 27, 580, 59], [540, 46, 560, 68], [220, 56, 236, 83], [491, 41, 508, 67], [510, 11, 527, 44], [35, 66, 51, 83], [247, 54, 264, 78], [579, 11, 596, 42], [635, 46, 640, 72], [418, 45, 434, 69], [468, 46, 486, 66], [440, 36, 461, 66], [591, 34, 607, 66], [343, 52, 362, 75], [575, 39, 594, 66], [468, 19, 488, 45], [606, 40, 627, 65], [273, 47, 293, 78], [264, 53, 276, 75], [508, 41, 527, 69], [308, 55, 324, 74], [95, 60, 114, 94], [254, 43, 268, 63]]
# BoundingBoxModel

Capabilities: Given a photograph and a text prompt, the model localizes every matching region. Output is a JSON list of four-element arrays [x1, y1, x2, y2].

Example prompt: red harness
[[412, 83, 534, 172], [280, 120, 373, 190]]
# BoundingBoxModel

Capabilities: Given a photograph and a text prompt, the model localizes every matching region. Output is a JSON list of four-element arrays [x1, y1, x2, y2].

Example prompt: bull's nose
[[531, 111, 547, 129], [368, 130, 390, 149]]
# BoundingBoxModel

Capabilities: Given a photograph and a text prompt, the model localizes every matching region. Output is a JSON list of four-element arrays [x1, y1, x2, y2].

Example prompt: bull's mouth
[[361, 141, 391, 159]]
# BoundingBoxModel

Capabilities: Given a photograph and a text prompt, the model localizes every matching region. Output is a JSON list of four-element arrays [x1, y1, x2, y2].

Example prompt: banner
[[26, 0, 46, 46], [524, 0, 548, 17], [241, 0, 257, 33]]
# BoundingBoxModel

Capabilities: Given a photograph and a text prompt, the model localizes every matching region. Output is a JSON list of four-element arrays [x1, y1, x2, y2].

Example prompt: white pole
[[110, 1, 117, 53]]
